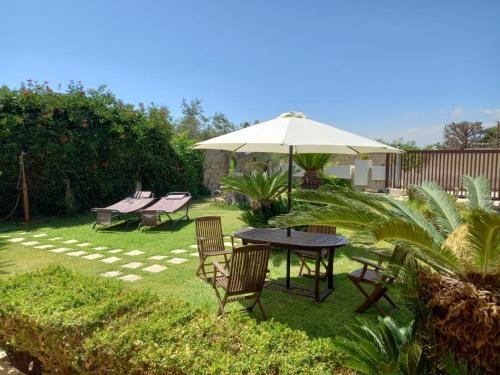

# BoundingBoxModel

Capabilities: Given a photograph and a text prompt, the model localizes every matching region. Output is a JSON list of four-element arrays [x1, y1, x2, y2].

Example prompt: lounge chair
[[92, 191, 155, 230], [295, 225, 337, 279], [195, 216, 234, 280], [348, 247, 405, 316], [138, 192, 191, 229], [212, 244, 272, 320]]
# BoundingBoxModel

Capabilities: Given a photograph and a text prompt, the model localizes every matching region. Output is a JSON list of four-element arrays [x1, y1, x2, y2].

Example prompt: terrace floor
[[0, 199, 412, 339]]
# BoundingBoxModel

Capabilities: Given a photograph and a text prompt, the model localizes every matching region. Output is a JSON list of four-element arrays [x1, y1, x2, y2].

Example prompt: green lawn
[[0, 199, 411, 339]]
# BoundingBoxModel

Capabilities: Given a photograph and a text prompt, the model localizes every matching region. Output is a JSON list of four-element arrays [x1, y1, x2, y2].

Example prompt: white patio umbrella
[[194, 112, 402, 234]]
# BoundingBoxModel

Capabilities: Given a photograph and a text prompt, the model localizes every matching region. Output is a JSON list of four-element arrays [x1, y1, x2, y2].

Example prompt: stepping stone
[[224, 242, 233, 247], [34, 244, 55, 249], [50, 247, 70, 253], [122, 262, 143, 269], [119, 274, 142, 282], [66, 251, 87, 257], [102, 270, 122, 278], [8, 238, 25, 242], [170, 249, 186, 254], [77, 242, 91, 247], [83, 253, 104, 260], [64, 239, 78, 244], [101, 257, 122, 264], [21, 241, 40, 246], [124, 250, 144, 256], [48, 237, 63, 241], [0, 235, 10, 238], [94, 246, 108, 250], [17, 232, 27, 235], [32, 233, 47, 238], [189, 252, 199, 257], [167, 258, 188, 265], [143, 264, 166, 273], [149, 255, 168, 260], [108, 249, 123, 254], [189, 244, 198, 249]]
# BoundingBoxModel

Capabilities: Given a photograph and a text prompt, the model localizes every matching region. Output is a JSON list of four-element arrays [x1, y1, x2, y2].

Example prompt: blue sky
[[1, 0, 499, 145]]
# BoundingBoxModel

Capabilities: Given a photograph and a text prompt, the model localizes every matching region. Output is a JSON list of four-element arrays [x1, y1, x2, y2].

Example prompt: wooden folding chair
[[348, 247, 404, 316], [295, 225, 337, 279], [195, 216, 234, 280], [212, 244, 272, 320]]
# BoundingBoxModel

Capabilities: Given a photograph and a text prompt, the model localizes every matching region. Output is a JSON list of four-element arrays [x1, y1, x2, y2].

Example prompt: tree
[[480, 121, 500, 148], [176, 98, 209, 140], [443, 121, 483, 149]]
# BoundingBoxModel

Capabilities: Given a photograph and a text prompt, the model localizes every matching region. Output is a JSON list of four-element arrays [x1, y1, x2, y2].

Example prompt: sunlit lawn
[[0, 199, 411, 339]]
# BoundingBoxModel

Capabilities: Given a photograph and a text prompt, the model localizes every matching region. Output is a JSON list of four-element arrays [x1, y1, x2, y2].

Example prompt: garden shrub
[[0, 266, 344, 374], [0, 82, 207, 217]]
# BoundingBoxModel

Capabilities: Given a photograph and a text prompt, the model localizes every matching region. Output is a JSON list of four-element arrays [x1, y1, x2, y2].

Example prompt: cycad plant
[[294, 153, 332, 189], [220, 170, 288, 227], [272, 175, 499, 280], [335, 316, 423, 375]]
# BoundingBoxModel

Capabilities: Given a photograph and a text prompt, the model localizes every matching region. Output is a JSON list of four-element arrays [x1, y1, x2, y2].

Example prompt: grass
[[0, 199, 412, 340]]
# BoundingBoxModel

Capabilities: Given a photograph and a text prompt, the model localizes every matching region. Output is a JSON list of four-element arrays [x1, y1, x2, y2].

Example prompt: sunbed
[[139, 192, 191, 229], [92, 191, 155, 229]]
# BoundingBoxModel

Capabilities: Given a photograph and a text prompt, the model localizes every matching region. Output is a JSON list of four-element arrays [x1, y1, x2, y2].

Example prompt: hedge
[[0, 266, 344, 374], [0, 82, 207, 216]]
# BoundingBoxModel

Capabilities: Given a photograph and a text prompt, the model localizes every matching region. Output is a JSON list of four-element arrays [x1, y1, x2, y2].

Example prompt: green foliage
[[220, 170, 288, 208], [0, 266, 343, 374], [321, 175, 352, 192], [0, 82, 207, 216], [294, 153, 331, 189], [462, 175, 494, 213], [240, 197, 288, 227], [335, 316, 422, 375], [466, 212, 500, 275]]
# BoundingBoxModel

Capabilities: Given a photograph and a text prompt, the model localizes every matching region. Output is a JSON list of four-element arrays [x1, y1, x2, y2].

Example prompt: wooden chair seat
[[295, 249, 329, 259], [349, 268, 381, 283]]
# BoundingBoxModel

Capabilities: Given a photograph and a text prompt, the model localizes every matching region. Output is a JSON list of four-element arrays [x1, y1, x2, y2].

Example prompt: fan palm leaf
[[373, 219, 460, 274], [467, 212, 500, 276], [413, 181, 463, 236], [463, 175, 494, 212]]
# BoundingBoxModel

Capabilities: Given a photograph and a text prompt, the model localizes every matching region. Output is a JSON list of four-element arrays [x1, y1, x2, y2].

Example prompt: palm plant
[[335, 316, 422, 375], [219, 170, 288, 209], [272, 176, 499, 280], [294, 153, 332, 189]]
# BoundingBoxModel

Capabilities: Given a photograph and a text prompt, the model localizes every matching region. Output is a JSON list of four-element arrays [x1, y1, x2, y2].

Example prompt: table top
[[234, 228, 348, 250]]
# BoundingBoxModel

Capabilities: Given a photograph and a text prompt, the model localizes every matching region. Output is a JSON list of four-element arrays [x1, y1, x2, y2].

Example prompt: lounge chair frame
[[138, 192, 191, 230], [91, 191, 155, 230], [212, 244, 271, 320]]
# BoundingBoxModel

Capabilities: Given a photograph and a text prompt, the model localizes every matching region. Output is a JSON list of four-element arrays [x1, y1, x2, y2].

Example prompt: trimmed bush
[[0, 266, 344, 374]]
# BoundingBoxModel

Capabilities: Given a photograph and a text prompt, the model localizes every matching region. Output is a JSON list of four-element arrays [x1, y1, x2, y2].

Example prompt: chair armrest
[[213, 261, 229, 277], [223, 234, 236, 249], [351, 256, 384, 271]]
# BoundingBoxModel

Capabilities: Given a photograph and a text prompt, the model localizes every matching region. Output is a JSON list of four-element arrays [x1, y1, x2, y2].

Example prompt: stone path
[[21, 241, 40, 246], [51, 247, 70, 253], [119, 274, 142, 282], [83, 254, 104, 260], [122, 262, 143, 269], [149, 255, 168, 260], [8, 238, 25, 242], [101, 256, 121, 264], [124, 250, 144, 256], [171, 249, 186, 254], [66, 251, 87, 257], [167, 258, 188, 264], [108, 249, 122, 253], [143, 264, 166, 273]]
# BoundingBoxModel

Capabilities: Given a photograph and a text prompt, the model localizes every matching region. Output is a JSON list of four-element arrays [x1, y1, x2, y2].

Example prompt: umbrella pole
[[287, 145, 293, 236]]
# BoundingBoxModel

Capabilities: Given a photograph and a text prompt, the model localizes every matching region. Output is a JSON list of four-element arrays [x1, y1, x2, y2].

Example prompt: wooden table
[[234, 228, 348, 303]]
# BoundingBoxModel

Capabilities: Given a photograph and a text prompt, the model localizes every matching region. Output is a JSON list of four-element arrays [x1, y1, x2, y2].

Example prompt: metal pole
[[19, 151, 30, 223], [287, 145, 293, 236]]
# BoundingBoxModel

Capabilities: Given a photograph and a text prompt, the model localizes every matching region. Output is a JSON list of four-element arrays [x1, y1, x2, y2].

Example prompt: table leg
[[286, 248, 291, 289], [314, 252, 321, 302], [327, 248, 335, 290]]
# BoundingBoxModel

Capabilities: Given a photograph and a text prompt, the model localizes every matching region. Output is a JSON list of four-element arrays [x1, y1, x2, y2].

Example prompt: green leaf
[[467, 212, 500, 276], [414, 181, 463, 236], [463, 175, 494, 212]]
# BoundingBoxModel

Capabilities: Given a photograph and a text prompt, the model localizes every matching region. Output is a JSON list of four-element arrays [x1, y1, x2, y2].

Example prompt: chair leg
[[196, 256, 208, 280], [298, 256, 312, 276], [353, 282, 387, 316], [257, 298, 268, 321], [213, 287, 227, 317]]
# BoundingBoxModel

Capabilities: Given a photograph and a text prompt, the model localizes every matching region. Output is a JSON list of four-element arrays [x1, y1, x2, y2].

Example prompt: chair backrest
[[227, 244, 271, 294], [133, 191, 154, 198], [195, 216, 225, 253], [308, 224, 336, 235]]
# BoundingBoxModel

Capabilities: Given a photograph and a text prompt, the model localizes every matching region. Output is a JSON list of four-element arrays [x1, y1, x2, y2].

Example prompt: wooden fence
[[385, 149, 500, 199]]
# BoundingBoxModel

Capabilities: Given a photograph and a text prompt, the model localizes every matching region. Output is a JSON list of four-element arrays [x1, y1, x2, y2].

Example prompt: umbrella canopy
[[193, 112, 402, 154]]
